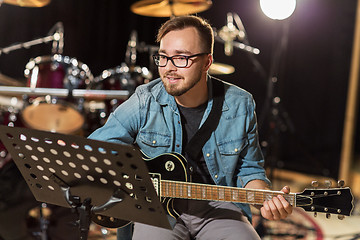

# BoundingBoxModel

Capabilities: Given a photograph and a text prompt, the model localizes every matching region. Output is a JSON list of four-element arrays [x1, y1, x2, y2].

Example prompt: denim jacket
[[88, 76, 270, 221]]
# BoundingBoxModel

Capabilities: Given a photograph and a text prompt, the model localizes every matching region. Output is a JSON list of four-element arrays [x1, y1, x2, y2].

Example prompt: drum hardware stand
[[39, 203, 49, 240], [0, 33, 55, 56], [0, 86, 130, 100], [125, 30, 138, 67], [29, 203, 50, 240], [0, 125, 171, 240], [0, 22, 62, 56], [136, 42, 159, 78]]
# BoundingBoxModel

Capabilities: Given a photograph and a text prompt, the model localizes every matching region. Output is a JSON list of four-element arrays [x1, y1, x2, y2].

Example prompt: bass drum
[[85, 63, 152, 133], [22, 55, 93, 134]]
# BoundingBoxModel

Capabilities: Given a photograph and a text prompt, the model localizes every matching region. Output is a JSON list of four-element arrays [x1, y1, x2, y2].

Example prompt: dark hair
[[156, 15, 214, 54]]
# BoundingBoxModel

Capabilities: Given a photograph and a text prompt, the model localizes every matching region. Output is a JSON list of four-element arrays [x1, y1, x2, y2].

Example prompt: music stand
[[0, 125, 171, 239]]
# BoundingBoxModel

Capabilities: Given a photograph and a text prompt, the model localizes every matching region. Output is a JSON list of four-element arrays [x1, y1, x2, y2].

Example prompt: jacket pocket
[[137, 130, 171, 157], [217, 138, 248, 155]]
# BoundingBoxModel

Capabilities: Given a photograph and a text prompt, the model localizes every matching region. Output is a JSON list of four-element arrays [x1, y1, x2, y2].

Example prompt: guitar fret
[[247, 191, 255, 203], [194, 184, 199, 199], [211, 186, 217, 200], [218, 188, 224, 200], [180, 182, 183, 197], [165, 184, 169, 196], [255, 192, 263, 203], [172, 182, 176, 197], [206, 186, 211, 199], [225, 188, 232, 201], [232, 189, 238, 201], [197, 184, 202, 199], [285, 195, 294, 206], [264, 192, 273, 201]]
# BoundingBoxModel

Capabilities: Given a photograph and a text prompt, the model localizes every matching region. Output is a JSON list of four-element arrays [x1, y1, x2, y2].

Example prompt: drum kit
[[0, 0, 248, 137], [0, 0, 259, 239]]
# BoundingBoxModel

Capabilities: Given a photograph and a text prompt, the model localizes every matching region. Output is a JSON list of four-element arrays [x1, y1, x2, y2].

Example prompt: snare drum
[[22, 55, 93, 134], [84, 63, 152, 132]]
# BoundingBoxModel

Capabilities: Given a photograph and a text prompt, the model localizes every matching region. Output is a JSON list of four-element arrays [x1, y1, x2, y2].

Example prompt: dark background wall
[[0, 0, 358, 179]]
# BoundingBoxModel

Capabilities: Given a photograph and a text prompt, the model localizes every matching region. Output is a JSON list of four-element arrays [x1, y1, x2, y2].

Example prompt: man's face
[[158, 27, 211, 96]]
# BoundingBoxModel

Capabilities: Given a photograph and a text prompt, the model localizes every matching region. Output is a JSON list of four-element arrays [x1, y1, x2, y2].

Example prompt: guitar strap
[[184, 77, 225, 162]]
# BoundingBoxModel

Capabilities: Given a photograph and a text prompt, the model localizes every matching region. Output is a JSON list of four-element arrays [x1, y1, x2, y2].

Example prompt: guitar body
[[144, 152, 188, 219]]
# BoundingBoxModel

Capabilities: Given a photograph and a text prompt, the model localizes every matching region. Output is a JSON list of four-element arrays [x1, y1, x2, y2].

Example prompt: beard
[[161, 71, 202, 96]]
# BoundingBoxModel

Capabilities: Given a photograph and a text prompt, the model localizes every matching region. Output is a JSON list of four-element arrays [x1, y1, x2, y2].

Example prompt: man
[[89, 15, 292, 239]]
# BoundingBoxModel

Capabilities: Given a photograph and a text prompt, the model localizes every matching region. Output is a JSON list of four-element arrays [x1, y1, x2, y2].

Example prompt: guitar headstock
[[296, 180, 354, 219]]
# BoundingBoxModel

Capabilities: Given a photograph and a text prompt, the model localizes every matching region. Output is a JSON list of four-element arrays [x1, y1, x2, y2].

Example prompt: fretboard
[[160, 180, 296, 206]]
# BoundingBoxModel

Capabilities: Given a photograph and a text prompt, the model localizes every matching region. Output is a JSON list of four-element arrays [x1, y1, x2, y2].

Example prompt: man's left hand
[[260, 186, 293, 220]]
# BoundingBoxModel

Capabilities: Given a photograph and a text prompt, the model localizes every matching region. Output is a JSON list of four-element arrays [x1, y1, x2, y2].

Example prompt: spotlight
[[260, 0, 296, 20]]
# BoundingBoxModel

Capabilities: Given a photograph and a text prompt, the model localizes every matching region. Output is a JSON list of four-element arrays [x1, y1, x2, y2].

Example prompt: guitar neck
[[160, 180, 296, 206]]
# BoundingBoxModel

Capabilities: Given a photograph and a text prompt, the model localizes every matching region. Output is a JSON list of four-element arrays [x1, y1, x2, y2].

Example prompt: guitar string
[[161, 181, 296, 205]]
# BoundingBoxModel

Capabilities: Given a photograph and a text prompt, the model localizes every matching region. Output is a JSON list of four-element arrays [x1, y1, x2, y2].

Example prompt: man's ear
[[204, 54, 213, 72]]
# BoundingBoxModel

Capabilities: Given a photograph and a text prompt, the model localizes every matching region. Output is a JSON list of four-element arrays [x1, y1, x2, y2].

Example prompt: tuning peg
[[324, 180, 332, 188], [326, 213, 331, 219], [338, 215, 345, 220], [337, 180, 345, 188], [311, 181, 319, 188], [314, 212, 317, 217]]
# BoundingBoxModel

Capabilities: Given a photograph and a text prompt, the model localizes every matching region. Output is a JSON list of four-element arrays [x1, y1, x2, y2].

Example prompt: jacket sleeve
[[87, 91, 142, 145], [237, 96, 271, 188]]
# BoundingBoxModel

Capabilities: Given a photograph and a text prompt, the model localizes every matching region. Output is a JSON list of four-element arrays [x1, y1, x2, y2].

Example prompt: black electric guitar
[[93, 152, 354, 228], [144, 152, 354, 219]]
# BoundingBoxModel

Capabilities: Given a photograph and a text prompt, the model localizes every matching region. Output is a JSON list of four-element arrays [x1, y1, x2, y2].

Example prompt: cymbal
[[131, 0, 212, 17], [3, 0, 50, 7], [209, 62, 235, 75], [0, 73, 25, 86]]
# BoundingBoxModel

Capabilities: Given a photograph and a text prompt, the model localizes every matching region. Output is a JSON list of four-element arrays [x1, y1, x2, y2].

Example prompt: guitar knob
[[337, 180, 345, 188], [311, 181, 319, 188], [326, 213, 331, 219], [324, 180, 332, 188], [338, 215, 345, 220], [314, 212, 317, 217]]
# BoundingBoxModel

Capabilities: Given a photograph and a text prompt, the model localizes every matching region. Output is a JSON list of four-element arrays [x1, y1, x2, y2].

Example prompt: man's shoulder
[[132, 78, 169, 107], [221, 80, 254, 100], [133, 78, 163, 100], [135, 78, 163, 95]]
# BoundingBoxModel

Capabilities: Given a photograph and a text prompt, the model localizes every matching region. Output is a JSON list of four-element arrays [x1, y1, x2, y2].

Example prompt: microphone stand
[[0, 22, 63, 56], [0, 36, 55, 56]]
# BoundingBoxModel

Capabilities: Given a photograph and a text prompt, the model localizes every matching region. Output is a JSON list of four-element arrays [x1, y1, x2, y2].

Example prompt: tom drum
[[22, 55, 93, 134]]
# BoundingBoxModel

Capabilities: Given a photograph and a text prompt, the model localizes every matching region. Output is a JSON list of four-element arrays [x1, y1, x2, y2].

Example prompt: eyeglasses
[[152, 53, 209, 68]]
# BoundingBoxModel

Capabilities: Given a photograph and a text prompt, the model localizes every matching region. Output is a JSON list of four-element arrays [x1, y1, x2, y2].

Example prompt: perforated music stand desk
[[0, 125, 171, 239]]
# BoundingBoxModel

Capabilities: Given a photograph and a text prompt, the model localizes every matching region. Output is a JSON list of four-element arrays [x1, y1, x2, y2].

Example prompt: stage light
[[260, 0, 296, 20]]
